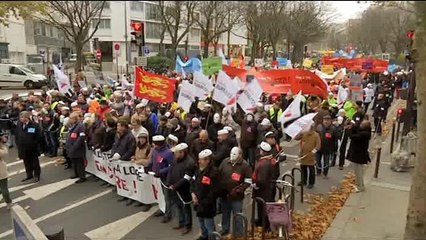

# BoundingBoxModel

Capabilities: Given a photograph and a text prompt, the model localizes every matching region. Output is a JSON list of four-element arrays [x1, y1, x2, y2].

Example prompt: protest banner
[[202, 57, 222, 76], [276, 57, 288, 67], [52, 65, 71, 94], [254, 58, 264, 67], [321, 65, 334, 74], [86, 149, 166, 212], [134, 67, 175, 103], [175, 55, 202, 73], [349, 73, 362, 88], [302, 58, 313, 68], [350, 89, 364, 102], [279, 92, 303, 125], [285, 113, 317, 139], [212, 71, 240, 106], [177, 80, 196, 113]]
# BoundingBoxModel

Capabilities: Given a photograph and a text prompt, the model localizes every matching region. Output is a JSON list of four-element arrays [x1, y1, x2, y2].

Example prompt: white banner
[[285, 113, 317, 139], [213, 70, 239, 106], [193, 71, 213, 100], [86, 149, 165, 212], [279, 92, 303, 125], [177, 80, 196, 113], [52, 64, 71, 94], [237, 78, 263, 113]]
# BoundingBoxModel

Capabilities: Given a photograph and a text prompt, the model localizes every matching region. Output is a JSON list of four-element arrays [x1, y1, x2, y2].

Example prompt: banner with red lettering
[[86, 149, 166, 212]]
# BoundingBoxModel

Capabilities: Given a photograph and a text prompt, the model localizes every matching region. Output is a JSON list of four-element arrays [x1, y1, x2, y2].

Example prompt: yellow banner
[[303, 58, 313, 68], [321, 65, 334, 74]]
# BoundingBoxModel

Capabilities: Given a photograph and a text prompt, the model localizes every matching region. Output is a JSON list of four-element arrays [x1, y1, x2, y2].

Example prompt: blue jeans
[[170, 191, 192, 227], [316, 152, 333, 176], [43, 131, 58, 155], [221, 199, 243, 235], [198, 217, 215, 238]]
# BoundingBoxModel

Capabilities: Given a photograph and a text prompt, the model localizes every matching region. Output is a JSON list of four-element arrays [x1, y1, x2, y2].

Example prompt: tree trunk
[[171, 46, 177, 69], [159, 28, 166, 56], [227, 30, 231, 57], [75, 42, 83, 73], [292, 42, 305, 64], [271, 42, 277, 60], [404, 2, 426, 237]]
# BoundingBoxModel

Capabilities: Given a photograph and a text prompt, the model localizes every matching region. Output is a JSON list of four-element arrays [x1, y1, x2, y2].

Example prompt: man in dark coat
[[16, 111, 42, 182], [372, 93, 389, 135], [316, 115, 339, 175], [207, 113, 223, 145], [64, 112, 87, 183], [167, 143, 195, 235], [191, 149, 219, 240], [212, 129, 237, 167], [234, 113, 258, 168], [189, 130, 215, 161]]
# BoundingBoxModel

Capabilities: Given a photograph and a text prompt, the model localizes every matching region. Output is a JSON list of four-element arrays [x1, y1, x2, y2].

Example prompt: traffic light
[[130, 21, 145, 46]]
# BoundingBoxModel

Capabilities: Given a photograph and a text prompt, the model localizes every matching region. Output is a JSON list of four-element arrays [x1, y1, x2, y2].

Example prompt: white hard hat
[[259, 141, 272, 152], [198, 149, 213, 159], [152, 135, 166, 142], [172, 143, 188, 152]]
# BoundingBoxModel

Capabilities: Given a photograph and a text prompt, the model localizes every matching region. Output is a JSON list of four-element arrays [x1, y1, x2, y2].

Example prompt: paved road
[[0, 140, 351, 240]]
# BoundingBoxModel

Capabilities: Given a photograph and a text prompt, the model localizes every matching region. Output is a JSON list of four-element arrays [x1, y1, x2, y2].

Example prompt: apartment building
[[90, 1, 247, 72], [0, 16, 27, 64]]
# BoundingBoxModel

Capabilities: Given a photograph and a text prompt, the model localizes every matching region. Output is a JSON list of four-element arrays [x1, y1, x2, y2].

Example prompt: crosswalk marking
[[0, 195, 29, 209], [84, 207, 158, 240], [0, 189, 112, 238], [8, 160, 57, 178], [23, 178, 79, 200]]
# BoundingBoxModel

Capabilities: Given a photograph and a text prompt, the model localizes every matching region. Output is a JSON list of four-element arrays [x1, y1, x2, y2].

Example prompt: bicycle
[[265, 179, 295, 240]]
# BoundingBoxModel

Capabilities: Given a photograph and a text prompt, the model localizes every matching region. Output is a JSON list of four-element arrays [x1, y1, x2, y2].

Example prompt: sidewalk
[[323, 120, 412, 240]]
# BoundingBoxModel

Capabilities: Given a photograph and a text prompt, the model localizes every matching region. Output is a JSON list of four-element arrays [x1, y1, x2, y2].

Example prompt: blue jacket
[[150, 113, 159, 133], [148, 144, 173, 181]]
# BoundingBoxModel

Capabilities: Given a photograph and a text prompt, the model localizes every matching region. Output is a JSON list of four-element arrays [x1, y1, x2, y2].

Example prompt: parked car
[[0, 64, 47, 89], [69, 54, 77, 62]]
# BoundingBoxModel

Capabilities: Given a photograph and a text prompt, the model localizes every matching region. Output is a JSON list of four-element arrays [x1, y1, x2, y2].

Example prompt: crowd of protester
[[0, 66, 407, 238]]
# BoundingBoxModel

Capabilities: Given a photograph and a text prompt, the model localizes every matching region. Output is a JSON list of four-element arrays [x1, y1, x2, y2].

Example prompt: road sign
[[96, 49, 102, 59], [137, 56, 147, 66], [114, 43, 120, 51], [144, 47, 150, 55]]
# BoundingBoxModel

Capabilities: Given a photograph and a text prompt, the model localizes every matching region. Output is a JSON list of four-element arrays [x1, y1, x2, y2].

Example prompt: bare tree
[[39, 1, 106, 72], [157, 1, 197, 61], [263, 1, 288, 60], [193, 1, 242, 58], [0, 2, 46, 25]]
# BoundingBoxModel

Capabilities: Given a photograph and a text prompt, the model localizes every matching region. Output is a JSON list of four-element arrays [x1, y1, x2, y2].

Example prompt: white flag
[[177, 80, 196, 113], [279, 92, 303, 125], [193, 71, 213, 100], [237, 78, 263, 113], [213, 70, 239, 106], [285, 113, 318, 139], [217, 47, 228, 65], [52, 64, 70, 94], [59, 53, 63, 72], [337, 85, 348, 107]]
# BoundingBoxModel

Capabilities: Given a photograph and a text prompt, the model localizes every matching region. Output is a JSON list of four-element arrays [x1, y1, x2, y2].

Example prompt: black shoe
[[140, 204, 152, 212], [181, 227, 191, 235], [161, 216, 171, 223], [173, 225, 184, 230], [21, 177, 33, 182], [307, 184, 314, 189], [126, 199, 134, 206], [339, 166, 344, 170], [70, 176, 78, 179], [34, 177, 40, 183], [117, 197, 127, 202], [75, 178, 86, 184], [196, 236, 208, 240], [154, 210, 164, 217]]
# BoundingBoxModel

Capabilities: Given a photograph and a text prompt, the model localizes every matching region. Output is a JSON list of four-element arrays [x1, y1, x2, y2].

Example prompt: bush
[[147, 56, 173, 73]]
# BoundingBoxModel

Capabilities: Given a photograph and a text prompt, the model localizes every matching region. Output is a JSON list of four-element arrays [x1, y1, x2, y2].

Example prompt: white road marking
[[0, 189, 112, 238], [84, 206, 158, 239], [8, 160, 57, 178], [9, 182, 36, 192], [0, 195, 29, 209], [23, 178, 79, 200], [6, 160, 22, 167]]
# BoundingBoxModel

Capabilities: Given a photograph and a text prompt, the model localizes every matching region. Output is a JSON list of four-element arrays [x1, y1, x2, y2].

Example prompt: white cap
[[136, 103, 146, 109], [199, 149, 213, 159], [259, 141, 272, 152], [192, 117, 200, 123], [58, 101, 65, 105], [223, 126, 233, 132], [256, 102, 263, 107], [172, 143, 188, 152], [204, 103, 212, 108], [152, 135, 166, 142], [264, 131, 274, 138], [338, 108, 346, 114], [167, 134, 178, 143], [70, 101, 78, 107], [61, 106, 70, 111], [328, 92, 334, 96], [383, 71, 389, 75], [81, 87, 88, 92], [367, 83, 373, 87], [165, 112, 171, 118], [137, 132, 149, 138], [260, 118, 271, 126], [218, 129, 229, 135]]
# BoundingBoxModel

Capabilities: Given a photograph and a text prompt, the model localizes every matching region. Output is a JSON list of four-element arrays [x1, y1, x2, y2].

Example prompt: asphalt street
[[0, 140, 352, 240]]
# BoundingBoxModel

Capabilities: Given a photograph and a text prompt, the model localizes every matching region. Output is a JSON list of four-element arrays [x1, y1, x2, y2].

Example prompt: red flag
[[134, 67, 175, 103]]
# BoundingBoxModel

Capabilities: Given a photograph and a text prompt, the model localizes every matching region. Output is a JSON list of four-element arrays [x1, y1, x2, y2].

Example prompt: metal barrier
[[282, 173, 295, 210], [291, 167, 304, 204], [232, 213, 248, 240], [10, 205, 48, 240], [396, 120, 402, 142], [209, 232, 222, 240], [374, 147, 382, 178], [250, 197, 267, 240], [390, 121, 396, 153]]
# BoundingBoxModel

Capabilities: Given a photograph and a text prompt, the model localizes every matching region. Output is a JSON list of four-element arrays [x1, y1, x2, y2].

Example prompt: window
[[146, 22, 162, 39], [45, 25, 51, 37], [9, 66, 25, 75], [34, 22, 42, 35], [146, 3, 161, 21], [130, 2, 143, 12], [41, 23, 46, 36], [190, 29, 200, 38], [52, 27, 58, 39], [50, 25, 54, 37], [92, 19, 111, 29]]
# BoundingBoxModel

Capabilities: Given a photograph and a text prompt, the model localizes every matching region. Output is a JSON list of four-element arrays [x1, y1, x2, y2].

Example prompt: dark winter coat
[[316, 124, 339, 154], [65, 122, 86, 159], [16, 120, 42, 158], [347, 125, 371, 164], [167, 154, 196, 203], [207, 122, 224, 144], [189, 138, 215, 160], [111, 129, 136, 161], [191, 164, 219, 218], [212, 138, 238, 167], [218, 157, 252, 201], [252, 155, 279, 202]]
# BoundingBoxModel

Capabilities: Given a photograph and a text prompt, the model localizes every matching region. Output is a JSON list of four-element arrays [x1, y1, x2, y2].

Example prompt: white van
[[0, 64, 47, 89]]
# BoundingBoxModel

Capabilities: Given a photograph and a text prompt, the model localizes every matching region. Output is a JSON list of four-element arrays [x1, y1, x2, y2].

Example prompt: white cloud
[[329, 1, 371, 23]]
